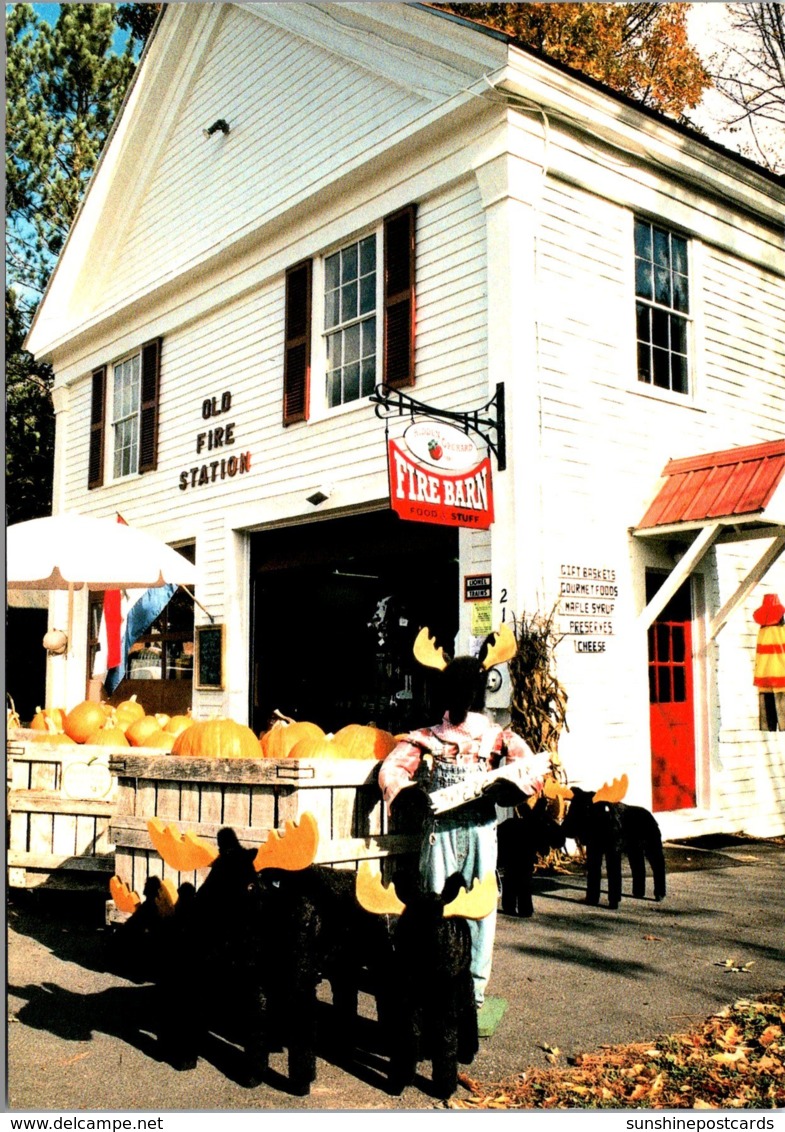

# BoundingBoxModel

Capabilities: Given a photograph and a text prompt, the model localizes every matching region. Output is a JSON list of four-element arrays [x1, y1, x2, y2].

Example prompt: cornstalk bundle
[[508, 607, 568, 762], [507, 607, 570, 844]]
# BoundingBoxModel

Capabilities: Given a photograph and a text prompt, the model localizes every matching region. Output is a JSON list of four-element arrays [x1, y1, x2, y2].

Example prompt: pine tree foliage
[[5, 288, 55, 523], [434, 3, 711, 119], [116, 2, 161, 47], [5, 3, 157, 523], [6, 3, 140, 299]]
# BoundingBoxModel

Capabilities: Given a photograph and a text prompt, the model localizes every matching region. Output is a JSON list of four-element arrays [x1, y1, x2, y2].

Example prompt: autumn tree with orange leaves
[[433, 3, 711, 119]]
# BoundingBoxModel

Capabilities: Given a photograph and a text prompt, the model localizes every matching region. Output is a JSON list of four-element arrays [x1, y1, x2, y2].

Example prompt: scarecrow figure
[[379, 624, 550, 1019], [753, 593, 785, 730]]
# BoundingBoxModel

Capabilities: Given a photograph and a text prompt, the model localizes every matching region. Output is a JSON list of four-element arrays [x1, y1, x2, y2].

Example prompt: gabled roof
[[637, 440, 785, 532], [421, 4, 785, 190], [25, 1, 508, 363], [25, 2, 784, 365]]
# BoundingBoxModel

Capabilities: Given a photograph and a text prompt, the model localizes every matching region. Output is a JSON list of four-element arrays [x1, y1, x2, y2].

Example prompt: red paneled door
[[647, 571, 697, 811]]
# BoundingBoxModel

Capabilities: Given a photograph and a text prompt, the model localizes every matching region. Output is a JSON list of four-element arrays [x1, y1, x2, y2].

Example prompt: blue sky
[[32, 2, 133, 54], [33, 3, 60, 22]]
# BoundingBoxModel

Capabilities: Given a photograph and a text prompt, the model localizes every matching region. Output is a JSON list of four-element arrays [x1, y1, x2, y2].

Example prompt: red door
[[647, 571, 697, 811]]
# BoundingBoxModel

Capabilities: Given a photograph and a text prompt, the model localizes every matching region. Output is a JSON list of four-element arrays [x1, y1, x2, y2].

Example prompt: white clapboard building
[[26, 3, 785, 839]]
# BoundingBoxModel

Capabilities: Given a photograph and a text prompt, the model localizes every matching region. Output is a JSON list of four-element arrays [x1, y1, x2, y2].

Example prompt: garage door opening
[[250, 511, 459, 735]]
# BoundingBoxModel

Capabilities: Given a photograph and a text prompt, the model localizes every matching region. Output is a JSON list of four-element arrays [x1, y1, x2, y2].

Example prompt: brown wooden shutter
[[283, 260, 312, 425], [384, 204, 416, 390], [138, 338, 161, 473], [88, 366, 106, 489]]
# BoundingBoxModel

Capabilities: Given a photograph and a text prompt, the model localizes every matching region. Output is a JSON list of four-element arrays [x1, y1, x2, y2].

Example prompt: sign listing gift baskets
[[388, 422, 494, 529]]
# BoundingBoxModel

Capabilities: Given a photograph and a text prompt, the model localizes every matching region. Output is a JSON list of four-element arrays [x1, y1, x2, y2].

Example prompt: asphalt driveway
[[6, 836, 785, 1112]]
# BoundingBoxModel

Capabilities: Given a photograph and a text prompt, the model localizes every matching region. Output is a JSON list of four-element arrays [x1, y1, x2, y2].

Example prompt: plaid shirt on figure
[[379, 710, 547, 814]]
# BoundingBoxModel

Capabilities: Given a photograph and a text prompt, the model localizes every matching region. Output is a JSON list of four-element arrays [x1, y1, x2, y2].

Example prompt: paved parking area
[[6, 837, 785, 1112]]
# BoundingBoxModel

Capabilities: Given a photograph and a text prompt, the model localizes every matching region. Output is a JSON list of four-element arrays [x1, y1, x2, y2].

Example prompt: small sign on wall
[[471, 601, 493, 638], [195, 624, 225, 690], [465, 574, 492, 602], [557, 561, 618, 654]]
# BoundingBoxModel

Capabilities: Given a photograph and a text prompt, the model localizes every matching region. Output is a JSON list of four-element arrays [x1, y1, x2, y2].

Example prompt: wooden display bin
[[7, 732, 118, 890], [108, 752, 419, 899]]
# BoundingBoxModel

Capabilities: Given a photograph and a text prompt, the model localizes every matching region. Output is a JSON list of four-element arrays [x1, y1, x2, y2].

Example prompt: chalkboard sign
[[195, 624, 224, 690]]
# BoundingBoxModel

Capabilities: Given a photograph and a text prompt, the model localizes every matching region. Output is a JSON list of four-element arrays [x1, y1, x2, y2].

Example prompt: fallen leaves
[[449, 989, 785, 1110], [718, 958, 755, 973], [711, 1049, 748, 1065]]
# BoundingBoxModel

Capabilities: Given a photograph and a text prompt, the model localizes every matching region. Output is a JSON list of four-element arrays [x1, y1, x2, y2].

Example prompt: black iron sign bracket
[[369, 382, 506, 471]]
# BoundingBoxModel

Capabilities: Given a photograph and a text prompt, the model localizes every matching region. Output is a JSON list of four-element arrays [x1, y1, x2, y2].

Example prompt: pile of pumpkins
[[26, 698, 398, 761], [28, 697, 194, 753], [259, 718, 398, 761]]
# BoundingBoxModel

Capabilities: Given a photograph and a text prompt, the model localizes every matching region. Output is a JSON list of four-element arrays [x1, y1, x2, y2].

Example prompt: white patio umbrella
[[7, 513, 197, 592], [6, 513, 198, 661]]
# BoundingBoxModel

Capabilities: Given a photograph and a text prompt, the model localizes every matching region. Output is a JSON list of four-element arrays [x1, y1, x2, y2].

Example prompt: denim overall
[[418, 746, 498, 1007]]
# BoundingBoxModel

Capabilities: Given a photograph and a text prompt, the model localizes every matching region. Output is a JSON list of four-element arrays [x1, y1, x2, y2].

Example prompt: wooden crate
[[108, 752, 419, 898], [7, 733, 119, 890]]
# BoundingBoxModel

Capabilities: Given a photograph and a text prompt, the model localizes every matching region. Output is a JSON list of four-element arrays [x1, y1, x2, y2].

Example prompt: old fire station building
[[27, 3, 785, 840]]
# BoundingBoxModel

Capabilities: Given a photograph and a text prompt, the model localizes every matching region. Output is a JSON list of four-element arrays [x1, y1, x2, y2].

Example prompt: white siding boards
[[27, 3, 785, 840], [529, 170, 785, 832]]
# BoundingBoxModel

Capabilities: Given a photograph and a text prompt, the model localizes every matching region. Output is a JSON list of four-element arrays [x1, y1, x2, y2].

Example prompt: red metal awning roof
[[637, 440, 785, 531]]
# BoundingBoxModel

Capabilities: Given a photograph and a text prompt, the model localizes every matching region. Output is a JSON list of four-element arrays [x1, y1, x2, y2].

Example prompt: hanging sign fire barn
[[370, 383, 505, 531]]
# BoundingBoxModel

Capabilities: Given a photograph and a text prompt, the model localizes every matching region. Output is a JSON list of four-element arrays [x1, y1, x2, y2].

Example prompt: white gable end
[[97, 5, 435, 315], [27, 2, 506, 360]]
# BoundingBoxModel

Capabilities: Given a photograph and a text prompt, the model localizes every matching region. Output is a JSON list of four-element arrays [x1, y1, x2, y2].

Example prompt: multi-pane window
[[634, 219, 690, 395], [648, 620, 687, 704], [126, 582, 196, 682], [112, 353, 141, 477], [646, 573, 691, 707], [87, 544, 196, 688], [88, 339, 160, 489], [282, 206, 415, 425], [324, 235, 377, 408]]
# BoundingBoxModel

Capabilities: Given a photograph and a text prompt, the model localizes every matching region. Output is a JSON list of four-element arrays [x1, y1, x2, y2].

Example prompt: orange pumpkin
[[126, 715, 164, 747], [84, 725, 130, 747], [288, 734, 353, 760], [332, 724, 398, 760], [260, 720, 325, 759], [259, 718, 286, 753], [171, 718, 262, 759], [114, 695, 146, 730], [64, 701, 111, 744], [30, 706, 66, 733], [140, 730, 177, 752], [165, 714, 194, 737], [36, 731, 77, 746]]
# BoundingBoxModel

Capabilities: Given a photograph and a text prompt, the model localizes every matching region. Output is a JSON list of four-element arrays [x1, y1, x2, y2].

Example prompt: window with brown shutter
[[384, 204, 416, 390], [139, 338, 161, 473], [90, 338, 162, 485], [283, 260, 312, 425], [88, 366, 106, 489], [282, 205, 416, 419]]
